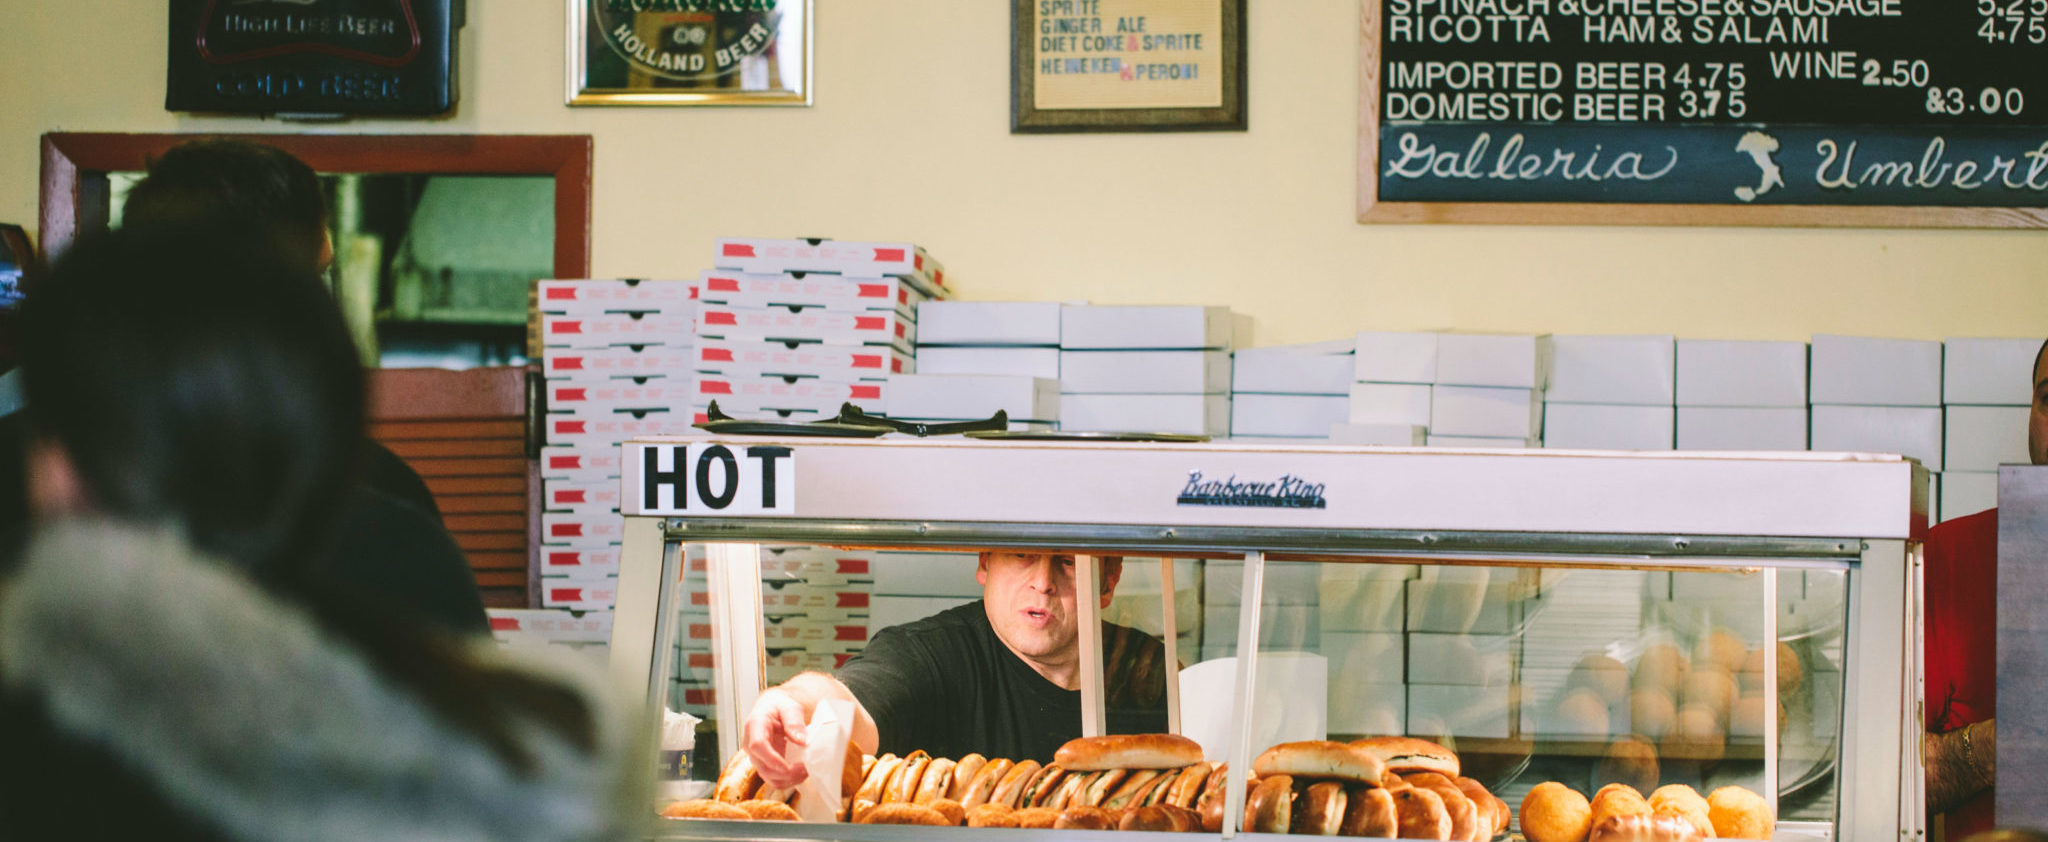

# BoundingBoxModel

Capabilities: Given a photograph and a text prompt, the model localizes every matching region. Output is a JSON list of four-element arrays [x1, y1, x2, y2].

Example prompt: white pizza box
[[539, 445, 623, 480], [1239, 338, 1356, 359], [487, 608, 613, 642], [541, 311, 695, 349], [545, 408, 695, 448], [697, 269, 932, 317], [540, 576, 619, 611], [1940, 471, 1998, 521], [1320, 571, 1410, 633], [539, 545, 624, 577], [1430, 385, 1542, 438], [547, 379, 695, 413], [1200, 604, 1319, 650], [759, 615, 871, 651], [1675, 339, 1809, 408], [1946, 405, 2031, 472], [1425, 434, 1538, 448], [1060, 393, 1230, 436], [696, 304, 914, 352], [759, 578, 875, 598], [687, 405, 828, 426], [542, 477, 625, 514], [757, 549, 883, 584], [1546, 334, 1676, 405], [1810, 404, 1944, 470], [1328, 422, 1427, 446], [1355, 331, 1439, 385], [1324, 632, 1405, 677], [1810, 334, 1942, 406], [1204, 560, 1321, 607], [694, 338, 910, 381], [871, 596, 978, 631], [1945, 337, 2044, 405], [1328, 681, 1408, 736], [916, 301, 1063, 346], [535, 279, 698, 313], [883, 374, 1059, 421], [1414, 684, 1510, 740], [693, 375, 885, 414], [1433, 333, 1552, 389], [1407, 634, 1514, 686], [1348, 383, 1433, 426], [870, 551, 983, 598], [541, 511, 626, 546], [1232, 394, 1350, 438], [1060, 350, 1231, 394], [1233, 346, 1355, 395], [1408, 577, 1524, 635], [675, 586, 871, 618], [712, 237, 946, 295], [1541, 403, 1675, 451], [543, 345, 696, 380], [1223, 435, 1329, 444], [1676, 407, 1809, 451], [914, 346, 1060, 379], [760, 652, 860, 685], [1060, 305, 1233, 350]]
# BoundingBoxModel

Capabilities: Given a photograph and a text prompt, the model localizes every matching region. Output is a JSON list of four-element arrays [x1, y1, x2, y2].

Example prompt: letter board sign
[[166, 0, 462, 116], [625, 442, 794, 516]]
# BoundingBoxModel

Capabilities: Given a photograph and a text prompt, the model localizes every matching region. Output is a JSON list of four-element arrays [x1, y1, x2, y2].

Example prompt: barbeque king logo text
[[1177, 470, 1327, 509]]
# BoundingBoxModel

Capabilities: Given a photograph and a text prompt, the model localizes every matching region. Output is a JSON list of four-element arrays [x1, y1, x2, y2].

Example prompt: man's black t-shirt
[[835, 601, 1167, 763]]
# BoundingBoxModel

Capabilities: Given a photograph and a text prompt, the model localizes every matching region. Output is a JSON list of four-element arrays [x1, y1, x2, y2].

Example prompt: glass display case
[[609, 437, 1926, 841]]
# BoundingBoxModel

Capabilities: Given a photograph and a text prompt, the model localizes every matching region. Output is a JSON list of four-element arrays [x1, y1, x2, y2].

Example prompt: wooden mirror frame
[[39, 132, 591, 276]]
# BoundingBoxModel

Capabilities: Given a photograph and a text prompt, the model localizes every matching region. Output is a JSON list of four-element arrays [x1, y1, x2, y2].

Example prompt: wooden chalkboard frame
[[1356, 0, 2048, 228]]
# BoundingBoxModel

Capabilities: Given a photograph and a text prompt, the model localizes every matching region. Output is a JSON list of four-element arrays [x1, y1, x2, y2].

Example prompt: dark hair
[[120, 139, 329, 271], [2034, 338, 2047, 388], [23, 227, 362, 578]]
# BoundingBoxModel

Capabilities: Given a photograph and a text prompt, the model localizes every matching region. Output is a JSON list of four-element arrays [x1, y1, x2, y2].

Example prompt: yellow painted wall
[[2, 2, 2043, 345]]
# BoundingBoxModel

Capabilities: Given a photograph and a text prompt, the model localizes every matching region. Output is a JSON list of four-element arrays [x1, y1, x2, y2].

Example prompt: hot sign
[[624, 443, 794, 515]]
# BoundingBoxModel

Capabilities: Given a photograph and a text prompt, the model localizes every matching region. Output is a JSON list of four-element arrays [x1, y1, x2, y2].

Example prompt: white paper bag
[[793, 698, 855, 822], [1178, 653, 1327, 761]]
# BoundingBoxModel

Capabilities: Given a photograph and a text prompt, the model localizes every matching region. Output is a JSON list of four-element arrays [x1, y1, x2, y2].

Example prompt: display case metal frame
[[611, 437, 1928, 841]]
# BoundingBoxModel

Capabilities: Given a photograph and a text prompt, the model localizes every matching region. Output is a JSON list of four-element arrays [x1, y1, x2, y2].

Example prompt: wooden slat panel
[[371, 419, 523, 441], [482, 589, 527, 609], [465, 550, 528, 571], [437, 494, 526, 514], [473, 571, 529, 588], [425, 476, 526, 496], [447, 514, 526, 532], [409, 457, 527, 478], [454, 532, 526, 551], [386, 439, 526, 459], [370, 366, 527, 420]]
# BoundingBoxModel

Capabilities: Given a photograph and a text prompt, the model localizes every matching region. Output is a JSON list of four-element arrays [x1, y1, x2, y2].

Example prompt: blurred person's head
[[2030, 339, 2048, 466], [120, 139, 332, 273], [21, 226, 361, 580], [977, 551, 1123, 680]]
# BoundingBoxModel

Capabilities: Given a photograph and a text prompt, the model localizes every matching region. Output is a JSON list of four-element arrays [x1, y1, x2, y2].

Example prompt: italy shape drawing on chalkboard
[[1734, 132, 1785, 202]]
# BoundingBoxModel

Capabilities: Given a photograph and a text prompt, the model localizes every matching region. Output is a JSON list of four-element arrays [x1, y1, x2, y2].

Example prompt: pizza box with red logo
[[546, 380, 695, 413], [541, 511, 626, 546], [539, 545, 623, 576], [541, 311, 695, 349], [681, 650, 857, 682], [692, 376, 886, 415], [678, 586, 871, 620], [696, 304, 913, 352], [697, 270, 935, 319], [540, 575, 619, 610], [543, 346, 696, 380], [759, 616, 871, 652], [487, 608, 613, 643], [542, 477, 624, 514], [694, 338, 911, 382], [545, 408, 695, 448], [539, 446, 622, 480], [712, 237, 945, 297], [535, 279, 698, 314]]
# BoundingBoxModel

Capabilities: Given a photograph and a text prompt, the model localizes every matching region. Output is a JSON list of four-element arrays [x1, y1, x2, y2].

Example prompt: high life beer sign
[[165, 0, 462, 115]]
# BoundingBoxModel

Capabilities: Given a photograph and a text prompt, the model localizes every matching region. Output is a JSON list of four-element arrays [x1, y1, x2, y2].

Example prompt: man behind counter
[[742, 551, 1169, 787]]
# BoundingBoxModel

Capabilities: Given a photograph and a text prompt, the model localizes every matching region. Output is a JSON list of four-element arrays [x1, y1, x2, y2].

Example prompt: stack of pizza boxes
[[667, 545, 877, 719], [487, 607, 615, 668], [692, 237, 947, 424], [536, 278, 701, 612]]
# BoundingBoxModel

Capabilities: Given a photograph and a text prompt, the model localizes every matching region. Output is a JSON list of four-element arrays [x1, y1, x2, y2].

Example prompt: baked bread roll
[[850, 799, 877, 822], [1647, 784, 1712, 838], [1056, 733, 1205, 770], [886, 751, 931, 804], [1165, 763, 1213, 807], [1055, 805, 1117, 830], [1104, 768, 1166, 809], [1453, 777, 1500, 836], [1706, 785, 1772, 840], [1245, 774, 1297, 834], [714, 753, 762, 803], [1352, 735, 1461, 777], [927, 798, 966, 826], [1596, 736, 1662, 794], [1120, 803, 1198, 832], [990, 759, 1042, 809], [661, 799, 750, 820], [840, 742, 866, 798], [948, 754, 987, 801], [1519, 782, 1592, 842], [966, 803, 1017, 828], [854, 754, 900, 805], [1045, 769, 1090, 810], [1589, 784, 1652, 832], [1077, 768, 1129, 807], [1392, 786, 1452, 840], [858, 803, 950, 826], [1015, 807, 1060, 828], [1020, 763, 1066, 808], [1571, 653, 1632, 704], [737, 800, 800, 821], [1587, 810, 1702, 841], [1293, 781, 1348, 836], [959, 757, 1010, 808], [1255, 740, 1389, 783], [1341, 785, 1398, 838], [914, 757, 956, 804]]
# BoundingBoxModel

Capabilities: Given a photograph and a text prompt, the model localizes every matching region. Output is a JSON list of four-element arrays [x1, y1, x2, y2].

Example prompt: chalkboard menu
[[1360, 0, 2048, 224]]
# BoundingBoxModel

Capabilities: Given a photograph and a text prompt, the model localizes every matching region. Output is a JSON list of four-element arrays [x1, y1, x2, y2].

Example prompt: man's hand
[[1925, 718, 1997, 815], [742, 687, 813, 789]]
